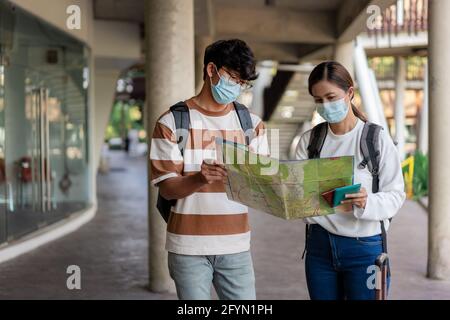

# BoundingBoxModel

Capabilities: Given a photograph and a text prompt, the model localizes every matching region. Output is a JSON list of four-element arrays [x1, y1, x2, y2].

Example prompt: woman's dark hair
[[308, 61, 367, 122], [203, 39, 258, 81]]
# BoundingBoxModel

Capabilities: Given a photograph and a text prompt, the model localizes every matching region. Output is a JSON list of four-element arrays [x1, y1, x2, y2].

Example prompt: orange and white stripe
[[150, 97, 268, 255]]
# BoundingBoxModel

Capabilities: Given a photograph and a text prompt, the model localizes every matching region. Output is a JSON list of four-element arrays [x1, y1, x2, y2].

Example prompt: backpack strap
[[170, 101, 254, 152], [301, 224, 310, 259], [307, 122, 328, 159], [380, 220, 388, 253], [233, 101, 254, 145], [160, 101, 253, 224], [169, 101, 190, 156], [358, 122, 382, 193], [358, 122, 390, 255], [156, 101, 189, 224]]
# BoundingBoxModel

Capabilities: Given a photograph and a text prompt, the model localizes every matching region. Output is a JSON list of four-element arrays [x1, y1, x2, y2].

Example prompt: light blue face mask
[[210, 66, 242, 104], [316, 97, 349, 123]]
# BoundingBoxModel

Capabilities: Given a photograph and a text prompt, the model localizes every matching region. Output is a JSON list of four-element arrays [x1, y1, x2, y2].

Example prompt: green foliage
[[412, 151, 429, 200], [104, 100, 145, 142]]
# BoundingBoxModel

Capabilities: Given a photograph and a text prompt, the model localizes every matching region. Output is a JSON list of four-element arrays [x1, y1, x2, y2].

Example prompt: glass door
[[0, 0, 90, 242], [0, 58, 6, 244], [0, 0, 21, 242], [3, 63, 44, 238], [30, 87, 52, 214]]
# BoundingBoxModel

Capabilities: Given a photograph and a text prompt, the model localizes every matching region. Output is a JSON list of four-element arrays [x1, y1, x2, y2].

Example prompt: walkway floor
[[0, 151, 449, 299]]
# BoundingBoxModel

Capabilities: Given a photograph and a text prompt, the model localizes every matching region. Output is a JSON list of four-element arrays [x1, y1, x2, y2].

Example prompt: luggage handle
[[375, 253, 389, 300]]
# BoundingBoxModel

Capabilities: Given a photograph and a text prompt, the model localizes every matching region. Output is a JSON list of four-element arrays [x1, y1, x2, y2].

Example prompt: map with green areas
[[220, 140, 354, 219]]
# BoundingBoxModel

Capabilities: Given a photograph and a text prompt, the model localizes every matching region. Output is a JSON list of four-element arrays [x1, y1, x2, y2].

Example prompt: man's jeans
[[168, 251, 256, 300], [305, 224, 390, 300]]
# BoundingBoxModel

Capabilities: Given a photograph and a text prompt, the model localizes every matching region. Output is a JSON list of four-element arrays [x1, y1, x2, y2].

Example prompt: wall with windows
[[0, 0, 141, 249], [0, 1, 90, 243]]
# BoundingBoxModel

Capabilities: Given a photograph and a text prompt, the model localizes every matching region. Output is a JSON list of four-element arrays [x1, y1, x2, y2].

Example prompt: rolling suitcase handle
[[375, 253, 389, 300]]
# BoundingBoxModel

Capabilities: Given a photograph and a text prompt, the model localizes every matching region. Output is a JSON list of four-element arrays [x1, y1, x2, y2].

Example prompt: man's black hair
[[203, 39, 258, 82]]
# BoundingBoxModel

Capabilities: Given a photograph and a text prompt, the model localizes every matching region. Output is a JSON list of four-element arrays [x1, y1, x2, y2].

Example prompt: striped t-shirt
[[150, 97, 269, 255]]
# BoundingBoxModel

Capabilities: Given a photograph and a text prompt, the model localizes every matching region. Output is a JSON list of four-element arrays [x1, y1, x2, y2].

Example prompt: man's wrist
[[189, 172, 207, 187]]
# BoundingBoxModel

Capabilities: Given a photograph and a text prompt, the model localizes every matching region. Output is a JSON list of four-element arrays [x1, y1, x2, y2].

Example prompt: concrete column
[[369, 69, 389, 132], [145, 0, 195, 292], [394, 56, 406, 160], [418, 61, 428, 155], [354, 43, 381, 124], [428, 0, 450, 280], [195, 36, 213, 93], [334, 40, 354, 78]]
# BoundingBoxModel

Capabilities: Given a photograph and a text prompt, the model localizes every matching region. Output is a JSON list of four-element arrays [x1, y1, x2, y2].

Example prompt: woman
[[295, 61, 405, 300]]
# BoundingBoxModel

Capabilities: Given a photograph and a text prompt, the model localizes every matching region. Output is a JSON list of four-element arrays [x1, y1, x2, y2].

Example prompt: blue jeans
[[168, 251, 256, 300], [305, 224, 390, 300]]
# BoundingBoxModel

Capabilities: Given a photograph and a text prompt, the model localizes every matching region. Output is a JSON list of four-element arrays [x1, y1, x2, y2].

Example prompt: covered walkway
[[0, 152, 173, 299], [0, 152, 448, 299]]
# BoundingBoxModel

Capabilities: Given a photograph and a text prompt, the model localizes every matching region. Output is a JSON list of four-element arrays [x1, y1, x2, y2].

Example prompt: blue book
[[332, 184, 362, 207]]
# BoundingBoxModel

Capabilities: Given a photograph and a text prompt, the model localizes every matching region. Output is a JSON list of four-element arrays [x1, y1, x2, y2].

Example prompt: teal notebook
[[332, 184, 362, 207]]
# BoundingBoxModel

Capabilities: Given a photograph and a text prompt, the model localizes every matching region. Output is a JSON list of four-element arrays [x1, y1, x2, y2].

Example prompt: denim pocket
[[356, 234, 382, 246]]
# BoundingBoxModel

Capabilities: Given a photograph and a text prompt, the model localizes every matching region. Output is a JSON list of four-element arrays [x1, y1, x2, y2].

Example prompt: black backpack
[[156, 101, 255, 223], [302, 121, 389, 257]]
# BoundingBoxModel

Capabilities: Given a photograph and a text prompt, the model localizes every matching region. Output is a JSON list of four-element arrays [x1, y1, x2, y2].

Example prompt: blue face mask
[[210, 66, 242, 104], [316, 97, 349, 123]]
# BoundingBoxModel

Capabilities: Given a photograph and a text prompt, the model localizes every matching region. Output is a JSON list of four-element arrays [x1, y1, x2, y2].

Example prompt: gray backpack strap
[[358, 122, 389, 255], [233, 101, 254, 145], [170, 101, 190, 156], [307, 122, 328, 159], [358, 122, 382, 193]]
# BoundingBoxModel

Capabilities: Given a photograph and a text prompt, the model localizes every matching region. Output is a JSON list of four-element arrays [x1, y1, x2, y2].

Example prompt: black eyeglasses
[[218, 66, 254, 91]]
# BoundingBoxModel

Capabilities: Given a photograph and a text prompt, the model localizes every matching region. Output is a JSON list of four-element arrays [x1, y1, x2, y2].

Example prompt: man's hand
[[340, 187, 368, 209], [158, 160, 228, 200], [195, 160, 227, 184]]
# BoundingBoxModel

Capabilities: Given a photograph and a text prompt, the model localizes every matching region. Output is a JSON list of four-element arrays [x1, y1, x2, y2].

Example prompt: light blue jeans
[[168, 251, 256, 300]]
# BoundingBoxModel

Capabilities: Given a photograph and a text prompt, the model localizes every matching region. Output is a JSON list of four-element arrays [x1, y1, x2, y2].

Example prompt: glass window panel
[[0, 1, 90, 241]]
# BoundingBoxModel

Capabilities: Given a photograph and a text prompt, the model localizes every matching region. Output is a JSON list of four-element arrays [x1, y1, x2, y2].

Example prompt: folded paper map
[[218, 139, 354, 219]]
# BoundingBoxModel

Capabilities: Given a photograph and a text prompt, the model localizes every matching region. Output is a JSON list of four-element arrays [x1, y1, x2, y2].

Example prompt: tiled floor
[[0, 151, 449, 299]]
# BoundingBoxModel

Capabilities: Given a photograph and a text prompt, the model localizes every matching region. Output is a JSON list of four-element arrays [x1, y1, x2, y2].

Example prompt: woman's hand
[[341, 187, 368, 209]]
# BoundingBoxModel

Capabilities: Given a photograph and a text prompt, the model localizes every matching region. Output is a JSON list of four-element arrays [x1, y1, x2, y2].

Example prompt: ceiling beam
[[195, 0, 215, 37], [215, 6, 336, 44], [93, 0, 144, 23], [246, 42, 300, 62], [337, 0, 396, 41], [298, 45, 334, 63]]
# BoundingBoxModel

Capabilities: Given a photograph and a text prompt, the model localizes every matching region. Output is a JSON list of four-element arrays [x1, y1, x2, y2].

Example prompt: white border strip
[[0, 204, 97, 264]]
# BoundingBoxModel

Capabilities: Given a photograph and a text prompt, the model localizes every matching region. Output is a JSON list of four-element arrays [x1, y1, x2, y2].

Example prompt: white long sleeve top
[[295, 119, 406, 237]]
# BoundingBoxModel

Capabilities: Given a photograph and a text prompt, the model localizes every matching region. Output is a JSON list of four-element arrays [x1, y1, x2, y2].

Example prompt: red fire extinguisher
[[18, 157, 32, 183]]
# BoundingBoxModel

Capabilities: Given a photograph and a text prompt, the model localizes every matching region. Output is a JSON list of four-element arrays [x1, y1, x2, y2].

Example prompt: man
[[149, 39, 268, 300]]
